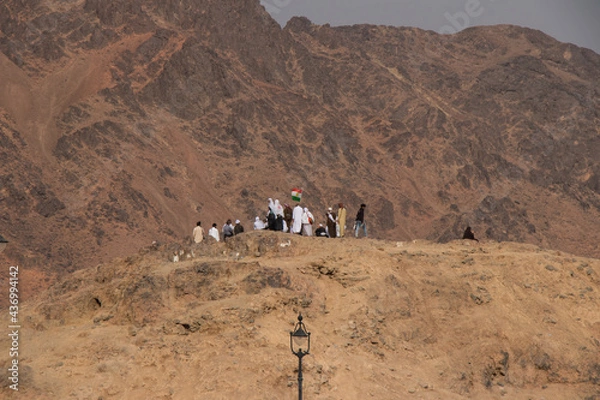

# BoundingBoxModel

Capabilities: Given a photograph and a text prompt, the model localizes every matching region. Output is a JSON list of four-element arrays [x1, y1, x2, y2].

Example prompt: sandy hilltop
[[0, 0, 599, 283], [2, 231, 599, 399]]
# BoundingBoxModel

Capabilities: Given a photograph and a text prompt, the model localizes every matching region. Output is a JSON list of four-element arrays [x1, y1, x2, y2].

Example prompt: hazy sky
[[260, 0, 600, 54]]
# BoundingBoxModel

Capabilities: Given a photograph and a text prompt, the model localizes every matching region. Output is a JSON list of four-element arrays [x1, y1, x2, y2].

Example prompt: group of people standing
[[192, 199, 368, 244], [258, 199, 367, 238], [192, 201, 480, 245]]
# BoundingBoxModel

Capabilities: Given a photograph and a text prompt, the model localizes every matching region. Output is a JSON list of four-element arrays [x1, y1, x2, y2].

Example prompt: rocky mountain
[[0, 0, 599, 287], [2, 232, 599, 398]]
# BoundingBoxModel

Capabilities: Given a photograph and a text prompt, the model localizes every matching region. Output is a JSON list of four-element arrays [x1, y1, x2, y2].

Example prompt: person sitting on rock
[[462, 226, 479, 242], [315, 224, 328, 237], [234, 219, 245, 235], [253, 216, 266, 230], [222, 219, 235, 241]]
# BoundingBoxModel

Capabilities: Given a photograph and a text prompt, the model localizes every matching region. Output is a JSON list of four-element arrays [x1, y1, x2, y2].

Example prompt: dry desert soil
[[2, 230, 600, 399]]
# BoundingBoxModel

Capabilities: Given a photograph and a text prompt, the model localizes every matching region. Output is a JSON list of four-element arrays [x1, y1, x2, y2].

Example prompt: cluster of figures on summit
[[191, 200, 477, 245], [190, 199, 368, 245], [192, 219, 245, 244], [255, 199, 368, 239]]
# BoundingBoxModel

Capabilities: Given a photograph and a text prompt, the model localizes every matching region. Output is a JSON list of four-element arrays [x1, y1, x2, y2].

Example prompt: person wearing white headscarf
[[254, 216, 266, 230], [268, 198, 276, 214], [292, 203, 303, 234], [274, 199, 284, 231], [302, 207, 314, 236], [274, 199, 284, 217]]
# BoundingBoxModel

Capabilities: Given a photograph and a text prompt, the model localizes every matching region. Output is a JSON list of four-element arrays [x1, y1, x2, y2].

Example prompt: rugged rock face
[[0, 0, 598, 282]]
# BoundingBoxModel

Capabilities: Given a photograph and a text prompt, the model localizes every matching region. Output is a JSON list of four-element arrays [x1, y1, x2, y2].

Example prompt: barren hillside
[[0, 0, 599, 291], [2, 232, 599, 399]]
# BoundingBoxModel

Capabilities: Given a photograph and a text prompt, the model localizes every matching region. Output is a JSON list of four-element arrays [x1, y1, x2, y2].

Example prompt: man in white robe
[[208, 223, 220, 242], [292, 204, 303, 234]]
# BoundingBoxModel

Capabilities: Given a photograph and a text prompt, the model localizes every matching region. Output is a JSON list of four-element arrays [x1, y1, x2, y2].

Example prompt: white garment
[[327, 212, 336, 224], [303, 223, 313, 236], [268, 198, 276, 214], [301, 208, 314, 224], [254, 217, 266, 230], [274, 199, 284, 217], [208, 227, 220, 242], [301, 208, 314, 236], [301, 210, 309, 224], [292, 205, 303, 234]]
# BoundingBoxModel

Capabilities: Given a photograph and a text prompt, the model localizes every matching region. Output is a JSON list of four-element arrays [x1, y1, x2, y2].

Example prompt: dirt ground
[[2, 231, 599, 399]]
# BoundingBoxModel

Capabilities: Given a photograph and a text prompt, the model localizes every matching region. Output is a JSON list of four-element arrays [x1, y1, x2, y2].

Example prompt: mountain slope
[[0, 0, 598, 286]]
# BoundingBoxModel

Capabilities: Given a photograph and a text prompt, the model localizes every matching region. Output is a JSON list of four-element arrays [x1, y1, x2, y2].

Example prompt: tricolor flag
[[291, 188, 303, 202]]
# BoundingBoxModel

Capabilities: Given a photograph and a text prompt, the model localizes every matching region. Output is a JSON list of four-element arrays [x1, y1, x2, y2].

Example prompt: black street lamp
[[290, 313, 311, 400]]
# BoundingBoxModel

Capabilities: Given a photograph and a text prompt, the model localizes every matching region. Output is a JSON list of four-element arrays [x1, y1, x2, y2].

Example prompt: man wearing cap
[[234, 219, 245, 235], [326, 207, 337, 238], [315, 224, 328, 237]]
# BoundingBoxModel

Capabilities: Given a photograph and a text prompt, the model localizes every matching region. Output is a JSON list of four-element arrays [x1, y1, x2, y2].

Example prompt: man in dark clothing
[[326, 207, 337, 238], [234, 220, 245, 235], [283, 204, 293, 233], [275, 214, 284, 231], [315, 224, 328, 237], [462, 226, 479, 242], [354, 203, 367, 238], [267, 209, 276, 231]]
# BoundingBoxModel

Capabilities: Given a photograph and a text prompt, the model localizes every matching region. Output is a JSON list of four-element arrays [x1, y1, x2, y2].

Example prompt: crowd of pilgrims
[[192, 198, 368, 244], [192, 198, 478, 244], [258, 198, 352, 238]]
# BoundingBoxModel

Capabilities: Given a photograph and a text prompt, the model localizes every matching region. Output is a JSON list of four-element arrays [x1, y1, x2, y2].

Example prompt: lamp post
[[0, 234, 7, 254], [290, 313, 311, 400]]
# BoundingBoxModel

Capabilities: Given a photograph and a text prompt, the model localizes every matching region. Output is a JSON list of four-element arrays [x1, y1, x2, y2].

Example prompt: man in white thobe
[[292, 204, 303, 234]]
